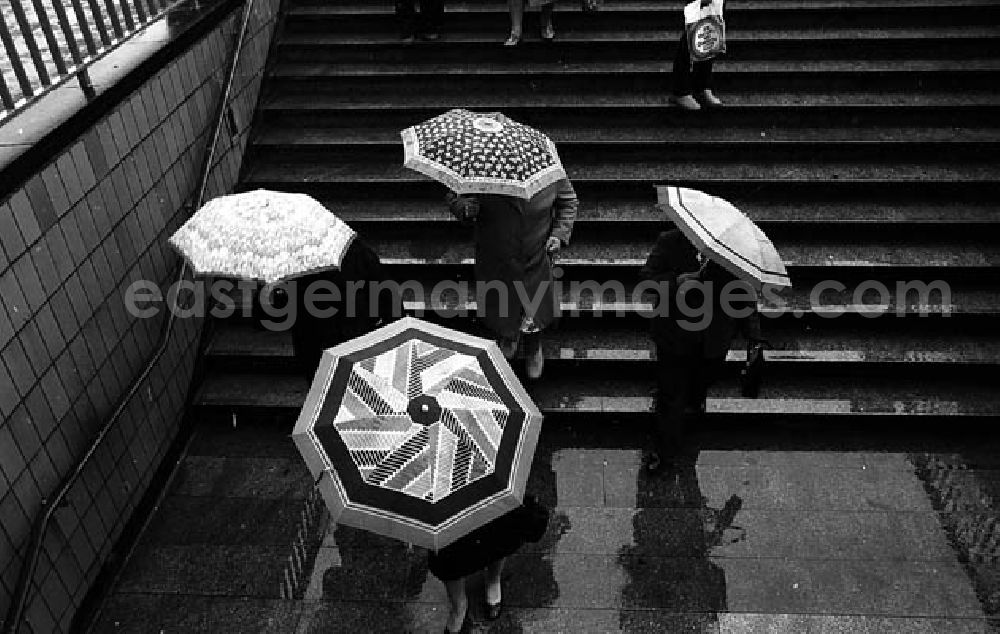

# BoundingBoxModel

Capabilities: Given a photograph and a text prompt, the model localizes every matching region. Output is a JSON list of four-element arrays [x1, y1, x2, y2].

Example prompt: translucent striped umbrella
[[656, 186, 791, 289], [168, 190, 356, 283], [293, 317, 543, 550], [401, 109, 566, 200]]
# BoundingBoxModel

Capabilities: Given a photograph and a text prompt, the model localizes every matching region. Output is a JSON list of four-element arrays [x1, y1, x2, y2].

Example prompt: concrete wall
[[0, 0, 281, 630]]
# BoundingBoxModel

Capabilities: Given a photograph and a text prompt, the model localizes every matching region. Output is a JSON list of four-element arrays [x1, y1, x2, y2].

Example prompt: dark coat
[[640, 229, 758, 359], [450, 179, 578, 339], [428, 502, 539, 581], [287, 238, 398, 378]]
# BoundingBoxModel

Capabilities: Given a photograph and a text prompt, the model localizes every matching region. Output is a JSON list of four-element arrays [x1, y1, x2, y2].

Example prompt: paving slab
[[90, 594, 304, 633]]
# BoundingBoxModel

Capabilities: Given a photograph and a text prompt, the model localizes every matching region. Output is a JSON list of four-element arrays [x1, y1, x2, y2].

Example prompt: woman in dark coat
[[430, 497, 547, 633], [448, 178, 578, 380], [283, 238, 400, 380], [640, 229, 760, 472]]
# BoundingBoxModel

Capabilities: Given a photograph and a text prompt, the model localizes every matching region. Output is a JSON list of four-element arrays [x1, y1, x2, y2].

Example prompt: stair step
[[274, 59, 1000, 77], [288, 0, 1000, 13], [194, 372, 1000, 417], [221, 280, 998, 317], [282, 28, 1000, 46], [244, 160, 1000, 185], [310, 199, 1000, 226], [255, 126, 1000, 146], [207, 321, 1000, 367], [261, 91, 1000, 109], [277, 29, 1000, 62], [270, 60, 1000, 94]]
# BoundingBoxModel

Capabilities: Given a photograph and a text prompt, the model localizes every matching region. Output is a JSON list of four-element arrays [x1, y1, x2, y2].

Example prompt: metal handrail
[[0, 0, 188, 121], [1, 0, 256, 630]]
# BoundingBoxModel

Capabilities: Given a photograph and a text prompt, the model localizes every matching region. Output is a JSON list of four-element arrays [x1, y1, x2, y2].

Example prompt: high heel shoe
[[504, 32, 521, 46]]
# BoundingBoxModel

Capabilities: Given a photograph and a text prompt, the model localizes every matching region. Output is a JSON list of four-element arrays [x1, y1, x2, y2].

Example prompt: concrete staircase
[[196, 0, 1000, 423]]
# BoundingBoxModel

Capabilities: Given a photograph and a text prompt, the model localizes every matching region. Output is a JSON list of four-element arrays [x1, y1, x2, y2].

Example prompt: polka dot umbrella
[[168, 189, 356, 283], [401, 109, 567, 200], [293, 317, 543, 550]]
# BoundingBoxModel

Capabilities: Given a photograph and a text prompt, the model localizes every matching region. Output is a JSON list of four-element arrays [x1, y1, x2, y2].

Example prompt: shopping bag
[[684, 0, 726, 62]]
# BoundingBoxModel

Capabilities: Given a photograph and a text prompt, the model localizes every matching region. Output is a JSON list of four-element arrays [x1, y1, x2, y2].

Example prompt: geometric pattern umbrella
[[168, 189, 356, 283], [292, 317, 543, 550], [656, 185, 792, 289], [401, 108, 567, 200]]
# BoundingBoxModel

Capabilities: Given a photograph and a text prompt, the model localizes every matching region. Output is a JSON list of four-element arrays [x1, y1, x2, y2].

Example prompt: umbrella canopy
[[656, 186, 791, 289], [401, 108, 567, 200], [293, 317, 543, 550], [168, 189, 356, 283]]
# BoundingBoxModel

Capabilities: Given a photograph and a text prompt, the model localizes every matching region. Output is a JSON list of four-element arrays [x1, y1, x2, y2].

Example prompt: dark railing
[[1, 0, 256, 629], [0, 0, 188, 120]]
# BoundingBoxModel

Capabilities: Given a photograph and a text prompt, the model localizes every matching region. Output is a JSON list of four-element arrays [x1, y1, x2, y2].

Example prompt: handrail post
[[78, 70, 97, 100]]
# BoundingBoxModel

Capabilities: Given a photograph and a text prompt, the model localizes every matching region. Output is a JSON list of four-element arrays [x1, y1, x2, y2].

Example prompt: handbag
[[684, 0, 726, 62], [739, 340, 767, 398]]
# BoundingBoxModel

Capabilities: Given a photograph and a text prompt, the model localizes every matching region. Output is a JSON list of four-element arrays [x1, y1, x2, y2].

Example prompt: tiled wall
[[0, 0, 281, 630]]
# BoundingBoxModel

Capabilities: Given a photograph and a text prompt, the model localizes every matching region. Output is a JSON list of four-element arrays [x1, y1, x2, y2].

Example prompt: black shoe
[[486, 600, 503, 620], [418, 31, 441, 40]]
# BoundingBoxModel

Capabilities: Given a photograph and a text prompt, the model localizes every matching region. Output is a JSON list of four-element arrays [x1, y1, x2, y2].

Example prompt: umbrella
[[168, 189, 356, 283], [401, 108, 567, 200], [656, 186, 791, 289], [292, 317, 543, 550]]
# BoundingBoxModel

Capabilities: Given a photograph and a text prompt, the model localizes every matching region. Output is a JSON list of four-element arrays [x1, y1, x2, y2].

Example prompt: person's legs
[[418, 0, 443, 39], [540, 3, 554, 40], [651, 346, 691, 472], [693, 57, 722, 106], [497, 330, 520, 359], [670, 33, 701, 110], [443, 577, 469, 633], [396, 0, 418, 39], [485, 557, 505, 618], [671, 34, 694, 95], [506, 0, 524, 44], [684, 354, 725, 425], [524, 330, 544, 380]]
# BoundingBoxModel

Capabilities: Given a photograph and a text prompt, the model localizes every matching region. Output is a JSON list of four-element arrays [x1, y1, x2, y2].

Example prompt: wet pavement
[[90, 418, 1000, 633]]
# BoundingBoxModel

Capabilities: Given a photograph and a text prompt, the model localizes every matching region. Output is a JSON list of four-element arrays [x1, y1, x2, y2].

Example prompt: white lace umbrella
[[401, 109, 567, 200], [168, 190, 356, 283], [656, 186, 791, 289], [293, 317, 543, 550]]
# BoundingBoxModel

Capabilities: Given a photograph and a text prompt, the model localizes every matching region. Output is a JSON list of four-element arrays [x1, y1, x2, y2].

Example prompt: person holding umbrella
[[429, 494, 548, 632], [447, 181, 577, 380], [290, 317, 546, 633], [282, 237, 401, 380], [641, 186, 789, 473], [400, 109, 578, 380]]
